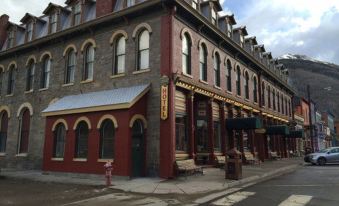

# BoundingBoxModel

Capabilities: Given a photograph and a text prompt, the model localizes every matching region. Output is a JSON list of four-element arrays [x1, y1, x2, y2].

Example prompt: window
[[126, 0, 135, 7], [114, 36, 126, 75], [267, 86, 271, 108], [277, 92, 280, 112], [211, 9, 217, 25], [196, 119, 208, 152], [199, 44, 207, 81], [75, 121, 89, 158], [65, 49, 76, 84], [192, 0, 198, 9], [236, 66, 241, 96], [261, 82, 265, 106], [288, 100, 292, 117], [226, 59, 232, 91], [273, 89, 276, 110], [137, 30, 150, 70], [176, 115, 188, 152], [285, 98, 288, 116], [214, 121, 221, 151], [7, 30, 15, 49], [227, 22, 232, 37], [50, 12, 58, 33], [244, 72, 249, 99], [18, 108, 30, 154], [40, 56, 51, 89], [26, 22, 33, 42], [253, 76, 258, 103], [0, 111, 9, 153], [240, 35, 245, 47], [83, 45, 94, 81], [26, 60, 35, 91], [281, 95, 284, 114], [182, 33, 191, 75], [99, 119, 115, 159], [53, 123, 66, 158], [0, 72, 2, 96], [73, 2, 81, 26], [7, 66, 15, 95], [214, 53, 220, 87]]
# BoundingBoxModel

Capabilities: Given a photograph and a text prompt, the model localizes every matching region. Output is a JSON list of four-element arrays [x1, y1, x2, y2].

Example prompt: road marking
[[212, 191, 256, 206], [278, 195, 312, 206]]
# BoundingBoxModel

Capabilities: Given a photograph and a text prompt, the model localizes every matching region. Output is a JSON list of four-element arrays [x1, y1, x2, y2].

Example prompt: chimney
[[0, 14, 9, 49], [96, 0, 116, 18]]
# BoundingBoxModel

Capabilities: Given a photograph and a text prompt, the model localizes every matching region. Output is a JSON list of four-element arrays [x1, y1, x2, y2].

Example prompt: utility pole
[[307, 85, 314, 152]]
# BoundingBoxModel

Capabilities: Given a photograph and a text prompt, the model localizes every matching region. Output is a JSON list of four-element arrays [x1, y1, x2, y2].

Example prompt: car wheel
[[317, 157, 326, 166]]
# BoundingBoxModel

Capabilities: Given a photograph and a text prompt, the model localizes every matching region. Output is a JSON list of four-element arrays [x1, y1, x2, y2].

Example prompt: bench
[[244, 152, 260, 165], [215, 155, 226, 168], [175, 159, 203, 178], [270, 151, 281, 160]]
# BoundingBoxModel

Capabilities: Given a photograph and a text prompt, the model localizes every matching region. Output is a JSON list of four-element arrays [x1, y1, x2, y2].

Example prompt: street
[[207, 164, 339, 206]]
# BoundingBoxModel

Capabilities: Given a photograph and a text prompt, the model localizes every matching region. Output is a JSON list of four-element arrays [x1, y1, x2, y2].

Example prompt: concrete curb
[[194, 163, 300, 204]]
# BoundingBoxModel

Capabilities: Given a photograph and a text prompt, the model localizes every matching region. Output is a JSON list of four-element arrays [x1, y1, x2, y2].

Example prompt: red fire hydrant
[[104, 161, 113, 186]]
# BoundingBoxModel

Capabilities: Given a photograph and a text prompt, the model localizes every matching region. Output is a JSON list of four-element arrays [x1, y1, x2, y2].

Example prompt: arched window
[[214, 52, 221, 87], [281, 95, 284, 114], [18, 108, 30, 154], [53, 123, 66, 158], [277, 92, 280, 112], [0, 111, 9, 153], [99, 119, 115, 159], [253, 76, 258, 103], [26, 60, 35, 91], [226, 59, 232, 92], [182, 33, 191, 75], [75, 121, 89, 158], [261, 82, 265, 106], [273, 89, 276, 110], [137, 30, 150, 70], [244, 72, 249, 99], [40, 56, 51, 89], [65, 49, 76, 84], [114, 36, 126, 75], [285, 98, 288, 116], [236, 66, 241, 96], [83, 44, 94, 81], [267, 86, 271, 108], [199, 43, 207, 81], [7, 65, 15, 95]]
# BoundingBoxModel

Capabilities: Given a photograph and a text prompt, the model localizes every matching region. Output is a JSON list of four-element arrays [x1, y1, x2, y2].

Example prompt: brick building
[[0, 0, 294, 178]]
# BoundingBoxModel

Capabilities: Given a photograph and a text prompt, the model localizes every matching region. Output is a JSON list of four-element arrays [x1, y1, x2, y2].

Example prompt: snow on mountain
[[278, 54, 334, 65]]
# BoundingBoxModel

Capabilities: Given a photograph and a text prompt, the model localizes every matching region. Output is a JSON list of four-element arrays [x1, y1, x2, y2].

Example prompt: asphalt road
[[207, 164, 339, 206]]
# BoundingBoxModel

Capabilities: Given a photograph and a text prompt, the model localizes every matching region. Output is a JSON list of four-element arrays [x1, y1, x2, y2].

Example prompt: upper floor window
[[182, 33, 191, 75], [50, 12, 58, 33], [199, 43, 207, 81], [137, 30, 150, 70], [253, 76, 258, 103], [281, 95, 284, 114], [273, 89, 276, 110], [213, 53, 221, 87], [0, 72, 2, 96], [244, 72, 249, 99], [65, 49, 76, 84], [267, 86, 271, 108], [126, 0, 135, 7], [240, 35, 245, 47], [73, 2, 81, 26], [114, 36, 126, 75], [40, 56, 51, 89], [288, 100, 292, 117], [7, 66, 15, 95], [75, 121, 89, 159], [277, 92, 280, 112], [261, 82, 265, 106], [83, 45, 94, 81], [227, 22, 232, 38], [26, 22, 34, 42], [7, 30, 15, 49], [236, 66, 241, 96], [226, 59, 232, 92], [192, 0, 198, 9], [26, 60, 35, 91], [211, 9, 217, 25]]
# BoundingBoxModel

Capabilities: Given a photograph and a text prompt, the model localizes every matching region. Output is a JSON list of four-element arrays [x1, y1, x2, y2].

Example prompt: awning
[[288, 130, 304, 138], [226, 117, 262, 130], [266, 125, 290, 135], [42, 84, 150, 116]]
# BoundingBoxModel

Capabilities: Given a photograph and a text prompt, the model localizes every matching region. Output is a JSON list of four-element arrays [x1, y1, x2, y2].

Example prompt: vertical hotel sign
[[161, 84, 169, 120]]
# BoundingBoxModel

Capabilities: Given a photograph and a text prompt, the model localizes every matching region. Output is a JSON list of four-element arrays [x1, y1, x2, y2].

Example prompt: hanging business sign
[[161, 85, 169, 120]]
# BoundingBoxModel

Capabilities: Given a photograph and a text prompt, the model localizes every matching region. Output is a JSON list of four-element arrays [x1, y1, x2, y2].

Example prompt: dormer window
[[26, 22, 34, 42], [251, 45, 255, 53], [73, 2, 81, 26], [227, 23, 232, 37], [7, 30, 15, 49], [211, 9, 217, 25], [240, 35, 245, 47], [259, 52, 263, 59], [192, 0, 198, 9], [126, 0, 136, 7], [50, 12, 58, 33]]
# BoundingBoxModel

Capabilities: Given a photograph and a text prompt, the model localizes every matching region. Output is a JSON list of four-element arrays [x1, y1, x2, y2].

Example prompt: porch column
[[188, 91, 195, 159], [220, 102, 226, 155], [208, 98, 215, 164]]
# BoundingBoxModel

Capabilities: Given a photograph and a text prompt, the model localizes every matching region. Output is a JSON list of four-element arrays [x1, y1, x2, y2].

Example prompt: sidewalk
[[0, 158, 302, 195]]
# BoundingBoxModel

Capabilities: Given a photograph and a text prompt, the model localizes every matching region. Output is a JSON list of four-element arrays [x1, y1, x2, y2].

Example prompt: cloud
[[223, 0, 339, 64]]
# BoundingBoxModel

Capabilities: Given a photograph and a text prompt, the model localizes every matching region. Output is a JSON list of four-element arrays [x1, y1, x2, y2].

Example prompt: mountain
[[278, 54, 339, 117]]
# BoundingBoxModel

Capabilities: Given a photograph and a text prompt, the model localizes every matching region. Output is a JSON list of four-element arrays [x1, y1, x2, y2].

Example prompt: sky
[[1, 0, 339, 64]]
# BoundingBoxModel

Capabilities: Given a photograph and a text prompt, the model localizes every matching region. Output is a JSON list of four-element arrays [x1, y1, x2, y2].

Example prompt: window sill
[[0, 153, 6, 157], [16, 153, 28, 157], [39, 88, 48, 92], [110, 73, 126, 79], [199, 79, 208, 85], [226, 90, 232, 95], [244, 98, 250, 102], [182, 73, 193, 79], [62, 83, 74, 87], [73, 158, 87, 162], [133, 69, 151, 75], [5, 94, 14, 97], [254, 102, 258, 105], [24, 90, 33, 94], [213, 85, 221, 90], [80, 79, 94, 84], [236, 95, 242, 98], [51, 158, 64, 161], [97, 159, 114, 163]]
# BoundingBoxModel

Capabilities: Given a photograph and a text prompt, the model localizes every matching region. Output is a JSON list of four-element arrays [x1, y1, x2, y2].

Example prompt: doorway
[[131, 120, 145, 177]]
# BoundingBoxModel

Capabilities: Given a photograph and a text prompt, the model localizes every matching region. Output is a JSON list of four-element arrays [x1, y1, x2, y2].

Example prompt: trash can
[[225, 148, 242, 180]]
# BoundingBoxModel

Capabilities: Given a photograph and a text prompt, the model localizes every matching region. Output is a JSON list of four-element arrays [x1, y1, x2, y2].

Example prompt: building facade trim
[[73, 116, 92, 130], [132, 22, 153, 38], [39, 51, 53, 62], [16, 102, 33, 117], [80, 38, 97, 52], [0, 106, 11, 118], [63, 44, 78, 57], [109, 30, 129, 45], [7, 61, 17, 71], [52, 118, 69, 131], [129, 114, 147, 129], [25, 55, 37, 66], [96, 114, 118, 129]]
